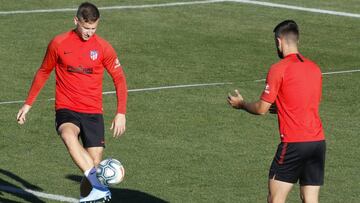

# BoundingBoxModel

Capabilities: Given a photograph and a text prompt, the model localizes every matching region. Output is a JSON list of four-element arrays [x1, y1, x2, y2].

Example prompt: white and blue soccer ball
[[96, 158, 125, 186]]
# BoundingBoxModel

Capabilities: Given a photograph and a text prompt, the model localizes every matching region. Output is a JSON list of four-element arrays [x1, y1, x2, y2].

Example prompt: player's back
[[281, 54, 322, 110], [275, 54, 324, 142]]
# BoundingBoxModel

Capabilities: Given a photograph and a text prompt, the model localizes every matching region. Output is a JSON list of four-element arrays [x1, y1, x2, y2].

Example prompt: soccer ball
[[96, 158, 125, 186]]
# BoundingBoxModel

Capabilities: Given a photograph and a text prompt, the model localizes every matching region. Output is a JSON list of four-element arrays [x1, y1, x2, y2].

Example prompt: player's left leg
[[80, 147, 104, 197], [87, 147, 104, 166], [300, 185, 320, 203], [298, 141, 325, 203], [268, 142, 303, 203], [78, 113, 110, 202], [268, 179, 293, 203]]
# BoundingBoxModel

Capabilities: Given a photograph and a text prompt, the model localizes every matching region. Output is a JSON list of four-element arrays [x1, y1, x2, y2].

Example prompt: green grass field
[[1, 0, 360, 202]]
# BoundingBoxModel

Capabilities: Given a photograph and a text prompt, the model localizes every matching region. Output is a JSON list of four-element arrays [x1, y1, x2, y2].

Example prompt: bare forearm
[[242, 101, 264, 115], [241, 100, 271, 115], [228, 90, 272, 115]]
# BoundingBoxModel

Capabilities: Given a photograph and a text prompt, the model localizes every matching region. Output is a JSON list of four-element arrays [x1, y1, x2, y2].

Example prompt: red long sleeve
[[25, 39, 58, 105], [101, 39, 128, 114]]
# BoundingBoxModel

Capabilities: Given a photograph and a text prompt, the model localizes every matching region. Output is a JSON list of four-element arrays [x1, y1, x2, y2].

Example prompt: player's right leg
[[58, 123, 110, 202], [56, 109, 110, 202], [58, 123, 94, 172], [298, 141, 325, 203]]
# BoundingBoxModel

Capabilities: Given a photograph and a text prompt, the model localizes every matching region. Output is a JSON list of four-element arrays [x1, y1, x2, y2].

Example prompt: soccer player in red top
[[16, 2, 127, 202], [228, 20, 325, 203]]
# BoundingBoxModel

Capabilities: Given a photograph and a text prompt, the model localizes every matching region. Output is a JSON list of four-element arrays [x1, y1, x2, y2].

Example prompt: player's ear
[[276, 37, 281, 47], [74, 17, 79, 25], [276, 37, 282, 50]]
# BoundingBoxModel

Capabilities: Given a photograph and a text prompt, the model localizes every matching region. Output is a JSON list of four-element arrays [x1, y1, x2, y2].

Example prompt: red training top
[[261, 53, 325, 142], [25, 30, 127, 114]]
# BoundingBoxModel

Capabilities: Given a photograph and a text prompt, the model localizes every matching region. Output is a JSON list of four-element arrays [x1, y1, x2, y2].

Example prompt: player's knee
[[59, 130, 77, 144], [299, 195, 318, 203], [300, 186, 320, 203], [93, 158, 101, 167], [267, 193, 287, 203], [58, 124, 79, 139]]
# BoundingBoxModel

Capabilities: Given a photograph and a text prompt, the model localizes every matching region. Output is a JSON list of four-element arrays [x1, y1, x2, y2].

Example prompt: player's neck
[[283, 47, 299, 57]]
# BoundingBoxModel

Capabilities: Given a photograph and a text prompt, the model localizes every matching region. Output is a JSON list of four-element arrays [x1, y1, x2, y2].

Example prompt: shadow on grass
[[0, 168, 45, 203], [66, 174, 169, 203]]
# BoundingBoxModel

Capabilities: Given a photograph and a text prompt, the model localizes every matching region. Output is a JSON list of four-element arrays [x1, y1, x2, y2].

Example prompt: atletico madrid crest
[[90, 50, 98, 61]]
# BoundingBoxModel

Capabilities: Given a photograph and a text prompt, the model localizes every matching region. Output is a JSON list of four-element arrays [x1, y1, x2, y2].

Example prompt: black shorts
[[269, 140, 326, 186], [55, 109, 105, 148]]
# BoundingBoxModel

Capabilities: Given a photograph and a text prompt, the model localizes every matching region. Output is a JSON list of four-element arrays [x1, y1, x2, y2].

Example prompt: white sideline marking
[[231, 0, 360, 18], [0, 0, 225, 15], [0, 185, 78, 203], [1, 69, 359, 105], [0, 0, 359, 18], [0, 82, 230, 105], [322, 69, 360, 75], [253, 69, 360, 82], [103, 82, 232, 95], [0, 100, 25, 105]]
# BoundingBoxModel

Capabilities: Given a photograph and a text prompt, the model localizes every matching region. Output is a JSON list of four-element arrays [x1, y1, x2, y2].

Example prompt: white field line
[[0, 185, 78, 203], [0, 0, 359, 18], [103, 82, 232, 95], [231, 0, 360, 18], [0, 0, 225, 15], [1, 69, 359, 105], [253, 69, 360, 83], [0, 82, 230, 105], [322, 69, 360, 75]]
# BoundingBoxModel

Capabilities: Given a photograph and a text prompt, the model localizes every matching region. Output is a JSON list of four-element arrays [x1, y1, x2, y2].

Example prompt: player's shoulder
[[297, 55, 322, 73], [48, 30, 73, 49], [93, 34, 114, 49], [269, 58, 288, 72], [302, 56, 319, 66], [93, 35, 117, 58], [51, 31, 72, 44], [267, 57, 294, 78]]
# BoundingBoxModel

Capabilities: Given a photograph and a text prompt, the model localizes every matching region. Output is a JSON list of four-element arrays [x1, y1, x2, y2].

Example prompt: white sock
[[84, 168, 92, 177]]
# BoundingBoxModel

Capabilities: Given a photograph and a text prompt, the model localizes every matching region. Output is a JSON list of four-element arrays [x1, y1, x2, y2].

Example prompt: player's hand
[[110, 113, 126, 138], [227, 89, 244, 109], [17, 104, 32, 125]]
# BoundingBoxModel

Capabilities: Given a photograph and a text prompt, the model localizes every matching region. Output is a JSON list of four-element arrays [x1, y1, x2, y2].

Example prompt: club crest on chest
[[90, 50, 98, 61]]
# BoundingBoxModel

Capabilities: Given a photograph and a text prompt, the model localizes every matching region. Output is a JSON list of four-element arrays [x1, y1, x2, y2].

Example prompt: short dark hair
[[76, 2, 100, 23], [273, 20, 299, 40]]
